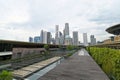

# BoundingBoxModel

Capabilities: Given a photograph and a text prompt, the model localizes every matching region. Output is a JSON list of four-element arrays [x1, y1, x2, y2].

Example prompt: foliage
[[64, 53, 73, 58], [44, 44, 49, 50], [59, 45, 62, 49], [87, 47, 120, 80], [64, 50, 76, 58], [0, 70, 13, 80], [66, 45, 74, 51]]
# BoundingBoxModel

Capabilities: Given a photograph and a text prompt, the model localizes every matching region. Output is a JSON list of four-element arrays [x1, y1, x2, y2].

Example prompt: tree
[[44, 44, 50, 57]]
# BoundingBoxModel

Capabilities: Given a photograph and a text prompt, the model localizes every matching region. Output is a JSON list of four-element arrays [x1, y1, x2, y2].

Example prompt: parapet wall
[[12, 48, 45, 59]]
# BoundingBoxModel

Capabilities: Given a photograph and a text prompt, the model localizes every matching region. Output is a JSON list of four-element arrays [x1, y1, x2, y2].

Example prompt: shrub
[[44, 44, 49, 50], [0, 70, 13, 80], [66, 45, 74, 51], [87, 47, 120, 80]]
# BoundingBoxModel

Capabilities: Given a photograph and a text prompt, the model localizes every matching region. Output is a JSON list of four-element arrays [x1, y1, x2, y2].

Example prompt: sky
[[0, 0, 120, 42]]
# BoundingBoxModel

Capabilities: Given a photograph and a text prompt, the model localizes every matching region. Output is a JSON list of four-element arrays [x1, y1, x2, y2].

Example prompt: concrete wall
[[12, 48, 45, 59]]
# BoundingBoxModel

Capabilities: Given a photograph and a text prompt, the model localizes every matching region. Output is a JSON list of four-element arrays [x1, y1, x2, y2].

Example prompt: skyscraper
[[40, 30, 44, 43], [90, 35, 96, 45], [47, 32, 51, 44], [59, 32, 64, 45], [43, 31, 47, 44], [55, 25, 60, 44], [83, 33, 88, 46], [55, 25, 59, 39], [73, 31, 78, 45], [64, 23, 69, 36], [29, 37, 33, 42]]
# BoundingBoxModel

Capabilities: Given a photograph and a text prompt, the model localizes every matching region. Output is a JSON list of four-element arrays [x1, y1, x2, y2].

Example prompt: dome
[[65, 35, 71, 38]]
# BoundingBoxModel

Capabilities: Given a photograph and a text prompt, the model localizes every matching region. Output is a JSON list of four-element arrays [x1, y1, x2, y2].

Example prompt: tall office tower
[[64, 23, 69, 36], [43, 31, 47, 44], [40, 30, 44, 43], [55, 25, 59, 38], [34, 36, 40, 43], [59, 31, 62, 37], [51, 38, 55, 44], [73, 31, 78, 45], [63, 29, 65, 44], [90, 35, 96, 45], [55, 25, 59, 44], [59, 35, 64, 45], [47, 32, 51, 44], [83, 33, 88, 46], [29, 37, 33, 42], [58, 31, 64, 45]]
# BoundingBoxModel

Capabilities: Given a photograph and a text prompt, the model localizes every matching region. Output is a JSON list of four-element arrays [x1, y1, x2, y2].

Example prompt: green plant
[[66, 45, 74, 51], [87, 47, 120, 80], [44, 44, 49, 50], [0, 70, 13, 80]]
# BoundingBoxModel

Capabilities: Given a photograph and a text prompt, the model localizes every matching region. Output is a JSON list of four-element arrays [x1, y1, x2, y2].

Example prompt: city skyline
[[0, 0, 119, 42], [30, 23, 79, 45]]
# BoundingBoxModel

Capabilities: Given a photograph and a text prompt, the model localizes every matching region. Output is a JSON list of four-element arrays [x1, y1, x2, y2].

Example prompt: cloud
[[88, 0, 120, 24], [0, 0, 119, 42]]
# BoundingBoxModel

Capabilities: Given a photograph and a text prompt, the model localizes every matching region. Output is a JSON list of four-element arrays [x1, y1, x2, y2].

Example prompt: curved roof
[[65, 35, 71, 38], [106, 24, 120, 35]]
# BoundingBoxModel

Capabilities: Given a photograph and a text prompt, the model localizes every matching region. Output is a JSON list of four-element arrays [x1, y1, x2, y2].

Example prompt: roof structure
[[106, 24, 120, 35]]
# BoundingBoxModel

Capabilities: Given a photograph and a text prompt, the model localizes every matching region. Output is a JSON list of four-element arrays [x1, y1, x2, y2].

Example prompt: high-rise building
[[51, 38, 55, 44], [43, 31, 47, 44], [73, 31, 78, 45], [59, 31, 62, 37], [55, 25, 60, 44], [47, 32, 51, 44], [83, 33, 88, 46], [29, 37, 33, 42], [90, 35, 96, 45], [55, 25, 59, 38], [40, 30, 44, 43], [59, 35, 64, 45], [34, 36, 40, 43], [64, 23, 69, 36]]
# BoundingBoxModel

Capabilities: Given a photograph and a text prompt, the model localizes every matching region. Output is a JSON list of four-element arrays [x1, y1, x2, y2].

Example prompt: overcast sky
[[0, 0, 120, 42]]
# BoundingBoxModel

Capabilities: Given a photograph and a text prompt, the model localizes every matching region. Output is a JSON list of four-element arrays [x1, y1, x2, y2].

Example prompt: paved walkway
[[38, 49, 110, 80], [12, 57, 61, 79]]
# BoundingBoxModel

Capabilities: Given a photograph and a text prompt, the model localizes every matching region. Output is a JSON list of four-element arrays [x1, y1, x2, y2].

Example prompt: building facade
[[40, 30, 44, 43], [64, 23, 69, 36], [90, 35, 96, 45], [43, 31, 47, 44], [47, 32, 51, 44], [64, 35, 72, 45], [83, 33, 88, 46], [73, 31, 78, 45], [34, 36, 41, 43], [55, 25, 60, 44], [29, 37, 33, 42]]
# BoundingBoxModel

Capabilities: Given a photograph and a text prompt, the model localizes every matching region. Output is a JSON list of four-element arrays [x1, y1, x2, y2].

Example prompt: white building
[[83, 33, 88, 46], [55, 25, 60, 44], [43, 31, 47, 44], [40, 30, 44, 43]]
